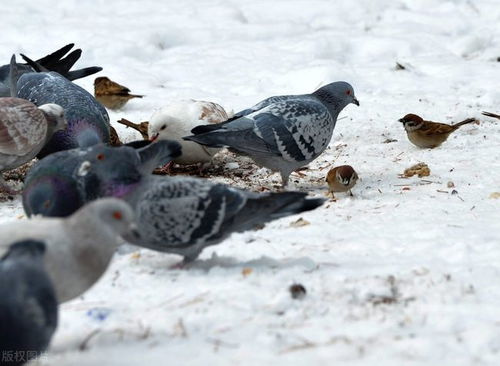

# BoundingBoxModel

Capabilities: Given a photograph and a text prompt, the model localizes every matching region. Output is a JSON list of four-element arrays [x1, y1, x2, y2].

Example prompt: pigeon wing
[[0, 99, 47, 155]]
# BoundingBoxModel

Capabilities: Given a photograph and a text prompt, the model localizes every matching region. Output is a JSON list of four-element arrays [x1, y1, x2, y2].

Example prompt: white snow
[[1, 0, 500, 365]]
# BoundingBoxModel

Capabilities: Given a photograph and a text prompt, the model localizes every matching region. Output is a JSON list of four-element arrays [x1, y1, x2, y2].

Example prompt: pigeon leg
[[280, 171, 290, 188]]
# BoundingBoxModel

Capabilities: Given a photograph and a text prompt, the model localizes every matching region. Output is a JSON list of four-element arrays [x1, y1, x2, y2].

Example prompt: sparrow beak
[[398, 118, 405, 123], [352, 98, 360, 106], [150, 133, 159, 142]]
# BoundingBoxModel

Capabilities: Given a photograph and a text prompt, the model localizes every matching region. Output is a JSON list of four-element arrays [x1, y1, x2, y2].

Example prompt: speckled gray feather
[[123, 175, 325, 262]]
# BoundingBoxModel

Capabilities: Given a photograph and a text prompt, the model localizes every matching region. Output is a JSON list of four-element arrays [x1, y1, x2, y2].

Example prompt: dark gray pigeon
[[22, 140, 181, 217], [184, 81, 359, 186], [0, 43, 102, 97], [0, 57, 67, 194], [14, 55, 110, 158], [0, 240, 58, 366], [122, 176, 326, 263], [0, 198, 136, 303]]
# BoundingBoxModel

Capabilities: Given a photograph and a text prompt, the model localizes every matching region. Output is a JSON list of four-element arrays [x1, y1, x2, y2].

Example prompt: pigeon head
[[23, 174, 84, 217], [148, 113, 175, 142], [38, 103, 67, 133], [313, 81, 359, 110], [76, 144, 143, 198], [78, 198, 136, 237]]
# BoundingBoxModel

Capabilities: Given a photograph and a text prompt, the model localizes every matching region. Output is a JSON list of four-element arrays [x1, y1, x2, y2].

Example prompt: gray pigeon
[[121, 175, 325, 263], [0, 240, 58, 366], [184, 81, 359, 186], [0, 43, 102, 97], [0, 57, 67, 194], [22, 140, 181, 217], [0, 198, 136, 303], [14, 56, 110, 158]]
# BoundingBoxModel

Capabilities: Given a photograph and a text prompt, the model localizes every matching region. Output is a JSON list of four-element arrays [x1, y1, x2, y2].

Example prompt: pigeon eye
[[112, 211, 123, 220], [346, 90, 351, 96], [97, 153, 105, 161], [160, 125, 167, 131]]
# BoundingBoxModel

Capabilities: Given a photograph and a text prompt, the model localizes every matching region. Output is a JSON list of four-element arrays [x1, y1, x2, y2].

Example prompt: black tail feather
[[34, 43, 75, 68], [20, 44, 102, 81]]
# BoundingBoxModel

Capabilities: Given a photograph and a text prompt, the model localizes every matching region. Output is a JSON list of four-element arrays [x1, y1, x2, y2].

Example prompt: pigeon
[[148, 100, 230, 167], [184, 81, 359, 186], [0, 43, 102, 97], [22, 140, 323, 264], [0, 198, 136, 303], [22, 140, 181, 217], [0, 240, 58, 366], [0, 57, 67, 194], [15, 56, 110, 158], [122, 176, 326, 263], [94, 76, 143, 110]]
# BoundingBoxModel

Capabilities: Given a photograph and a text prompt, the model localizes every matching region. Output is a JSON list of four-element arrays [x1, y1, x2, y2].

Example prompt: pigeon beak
[[352, 98, 360, 106], [150, 133, 159, 142], [128, 223, 141, 239]]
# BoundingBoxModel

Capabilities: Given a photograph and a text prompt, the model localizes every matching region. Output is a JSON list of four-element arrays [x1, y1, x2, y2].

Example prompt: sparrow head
[[94, 76, 111, 88], [398, 114, 424, 131], [335, 165, 359, 186]]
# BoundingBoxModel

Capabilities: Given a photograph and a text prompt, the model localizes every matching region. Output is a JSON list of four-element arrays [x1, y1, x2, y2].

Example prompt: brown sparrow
[[326, 165, 358, 197], [398, 114, 476, 148], [94, 77, 143, 110]]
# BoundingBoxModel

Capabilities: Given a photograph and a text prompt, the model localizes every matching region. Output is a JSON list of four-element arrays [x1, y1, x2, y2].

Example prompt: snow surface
[[1, 0, 500, 365]]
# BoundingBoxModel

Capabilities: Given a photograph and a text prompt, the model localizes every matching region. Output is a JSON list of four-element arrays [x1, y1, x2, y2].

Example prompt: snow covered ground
[[1, 0, 500, 365]]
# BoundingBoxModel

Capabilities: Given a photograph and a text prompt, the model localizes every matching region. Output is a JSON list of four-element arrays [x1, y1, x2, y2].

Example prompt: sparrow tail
[[482, 111, 500, 120], [453, 118, 476, 128]]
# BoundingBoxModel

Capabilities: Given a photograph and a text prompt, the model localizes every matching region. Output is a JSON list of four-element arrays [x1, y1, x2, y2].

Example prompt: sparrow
[[398, 114, 476, 148], [94, 76, 143, 110], [326, 165, 358, 198]]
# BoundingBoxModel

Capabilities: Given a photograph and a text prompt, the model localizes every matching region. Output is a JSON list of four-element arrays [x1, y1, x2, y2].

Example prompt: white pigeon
[[148, 99, 232, 166], [0, 198, 136, 303]]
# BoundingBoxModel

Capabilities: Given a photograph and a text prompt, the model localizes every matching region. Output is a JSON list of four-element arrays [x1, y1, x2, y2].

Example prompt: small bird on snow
[[398, 113, 477, 148], [148, 100, 230, 168], [94, 76, 143, 110], [0, 198, 136, 303], [184, 81, 359, 187], [326, 165, 358, 198], [0, 239, 58, 366]]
